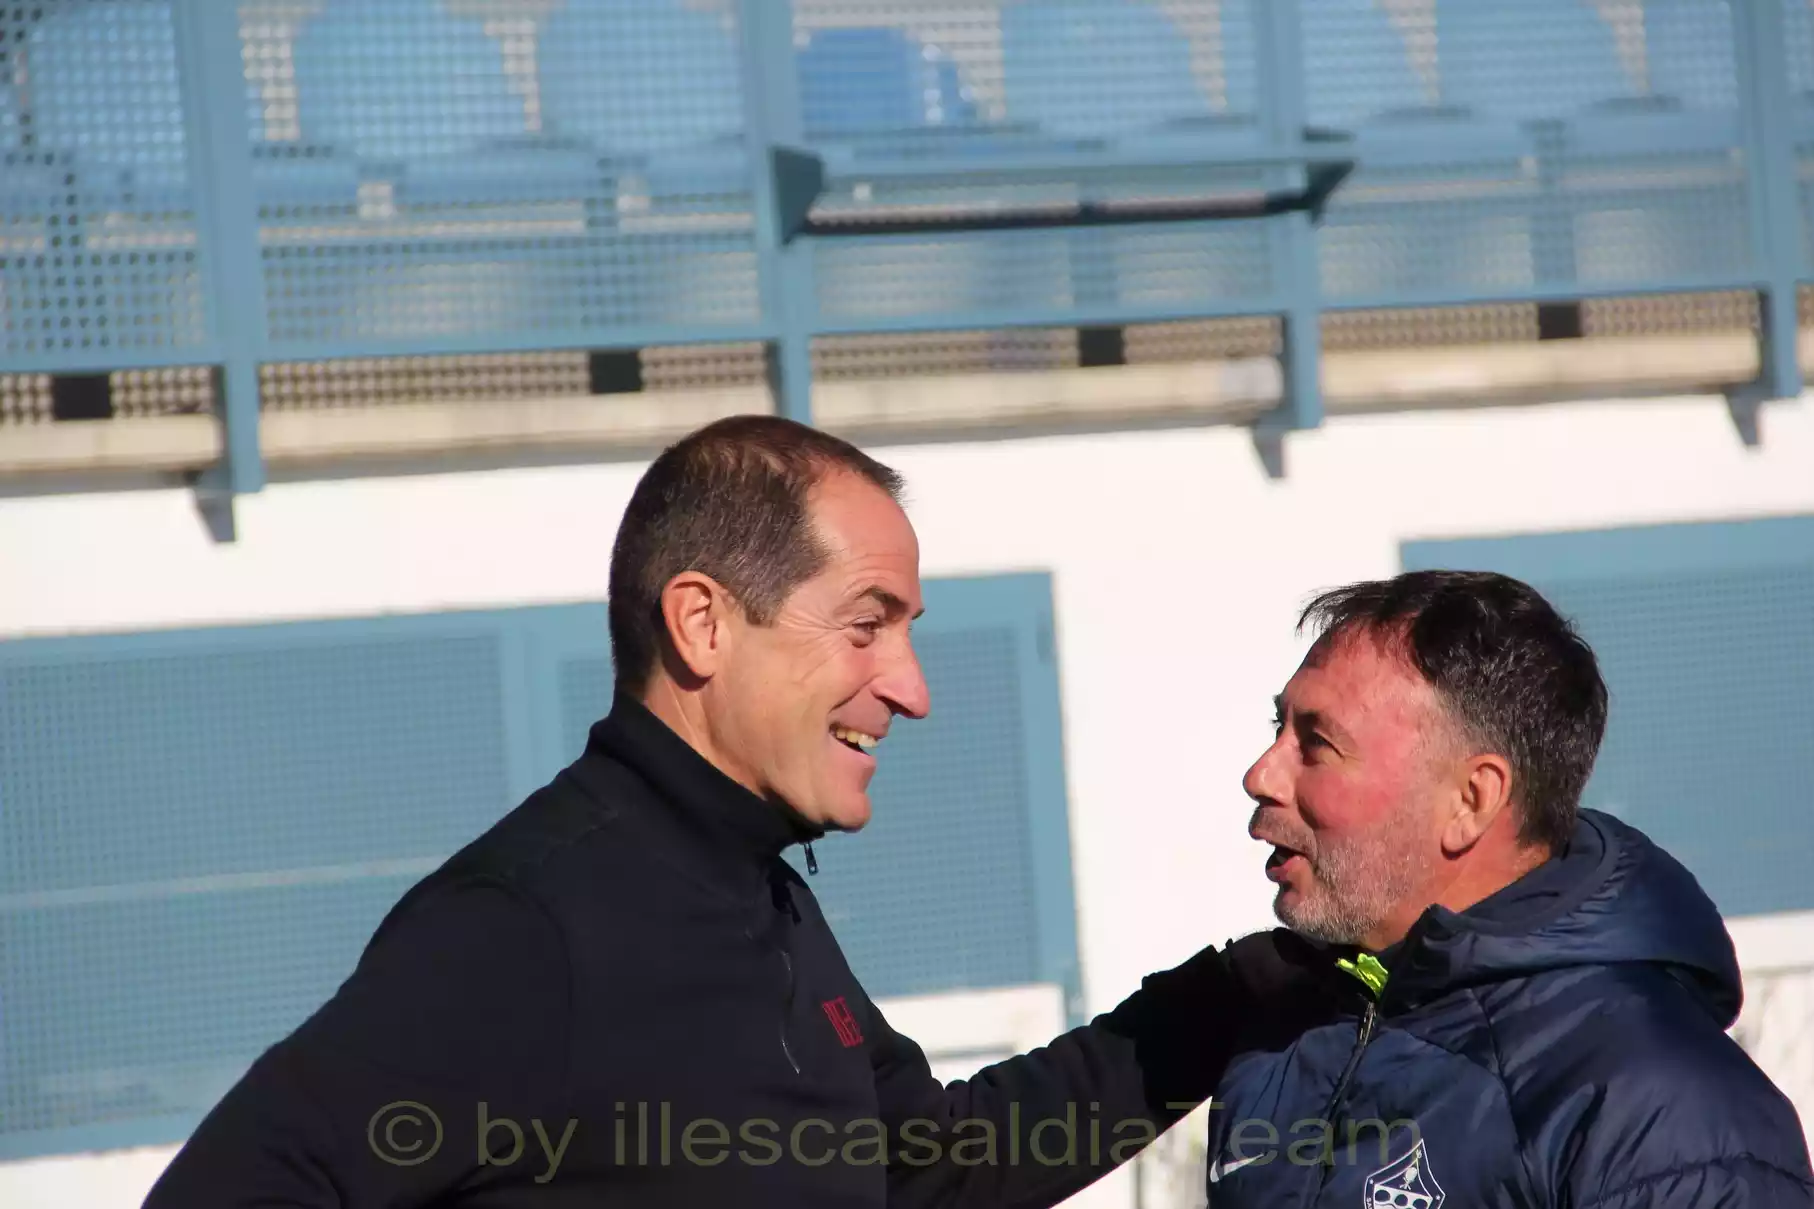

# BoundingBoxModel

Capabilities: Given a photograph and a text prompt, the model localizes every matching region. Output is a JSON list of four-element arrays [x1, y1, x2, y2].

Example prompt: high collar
[[583, 691, 822, 899], [1371, 810, 1741, 1023]]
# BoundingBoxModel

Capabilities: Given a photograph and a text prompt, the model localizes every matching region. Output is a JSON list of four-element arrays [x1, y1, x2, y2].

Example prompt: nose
[[1243, 733, 1291, 810], [877, 630, 930, 720]]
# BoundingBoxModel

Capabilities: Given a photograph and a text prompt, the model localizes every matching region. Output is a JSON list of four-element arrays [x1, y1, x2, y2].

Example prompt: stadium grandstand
[[2, 1, 1812, 1205]]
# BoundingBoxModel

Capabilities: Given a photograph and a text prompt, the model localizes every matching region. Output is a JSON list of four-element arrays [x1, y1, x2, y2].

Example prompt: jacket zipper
[[1313, 999, 1378, 1192], [1323, 999, 1377, 1118], [778, 945, 801, 1074]]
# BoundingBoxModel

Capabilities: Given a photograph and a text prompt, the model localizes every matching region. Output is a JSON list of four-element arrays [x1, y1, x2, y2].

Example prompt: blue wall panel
[[0, 607, 560, 1159], [1403, 515, 1814, 921], [0, 574, 1078, 1159]]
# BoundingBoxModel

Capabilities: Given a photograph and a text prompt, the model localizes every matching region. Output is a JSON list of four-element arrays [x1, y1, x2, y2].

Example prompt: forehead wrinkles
[[1299, 625, 1459, 763]]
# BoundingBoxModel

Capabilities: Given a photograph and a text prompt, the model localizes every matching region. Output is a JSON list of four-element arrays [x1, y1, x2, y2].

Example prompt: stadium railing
[[3, 0, 1813, 532]]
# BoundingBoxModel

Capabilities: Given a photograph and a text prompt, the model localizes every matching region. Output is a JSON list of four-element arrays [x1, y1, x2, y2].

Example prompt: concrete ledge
[[0, 415, 219, 476], [0, 329, 1800, 480], [816, 356, 1282, 436], [1325, 330, 1764, 413], [259, 386, 766, 466]]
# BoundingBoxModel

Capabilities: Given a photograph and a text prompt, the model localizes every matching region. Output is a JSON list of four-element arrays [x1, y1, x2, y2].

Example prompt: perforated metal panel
[[1785, 0, 1814, 269], [1, 584, 1074, 1159], [1316, 0, 1753, 304], [260, 351, 589, 411], [1552, 564, 1814, 919], [0, 614, 547, 1157], [249, 0, 758, 349], [1403, 517, 1814, 921], [815, 328, 1080, 379], [559, 653, 613, 768], [2, 878, 420, 1139], [792, 0, 1253, 143], [812, 218, 1278, 327], [0, 0, 211, 360], [792, 0, 1278, 328], [0, 372, 53, 423]]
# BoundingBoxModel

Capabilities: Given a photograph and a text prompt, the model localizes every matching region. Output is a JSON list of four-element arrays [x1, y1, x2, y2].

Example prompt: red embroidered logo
[[822, 996, 863, 1047]]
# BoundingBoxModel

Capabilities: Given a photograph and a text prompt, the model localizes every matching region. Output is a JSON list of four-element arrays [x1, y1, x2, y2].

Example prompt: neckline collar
[[1372, 812, 1619, 1009], [585, 692, 823, 896]]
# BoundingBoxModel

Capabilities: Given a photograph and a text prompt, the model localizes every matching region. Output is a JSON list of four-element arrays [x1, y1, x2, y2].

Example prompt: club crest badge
[[1364, 1138, 1445, 1209]]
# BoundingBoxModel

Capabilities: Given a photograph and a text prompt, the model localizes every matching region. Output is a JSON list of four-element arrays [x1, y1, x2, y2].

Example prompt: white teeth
[[832, 726, 880, 750]]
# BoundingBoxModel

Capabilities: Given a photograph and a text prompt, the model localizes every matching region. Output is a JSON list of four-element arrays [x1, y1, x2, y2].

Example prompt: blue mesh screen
[[559, 654, 613, 767], [1785, 0, 1814, 268], [792, 0, 1278, 326], [2, 583, 1074, 1158], [2, 877, 423, 1138], [1557, 565, 1814, 919], [0, 1, 211, 360], [1316, 0, 1752, 303], [1403, 521, 1814, 921], [5, 0, 1794, 374], [250, 0, 758, 348], [0, 625, 515, 1152]]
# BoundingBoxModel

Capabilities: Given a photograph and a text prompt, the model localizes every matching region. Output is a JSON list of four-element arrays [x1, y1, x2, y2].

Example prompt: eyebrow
[[1275, 694, 1352, 748], [858, 586, 924, 621]]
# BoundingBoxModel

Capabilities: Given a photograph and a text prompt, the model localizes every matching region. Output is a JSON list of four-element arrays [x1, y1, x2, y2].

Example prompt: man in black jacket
[[144, 415, 1332, 1208]]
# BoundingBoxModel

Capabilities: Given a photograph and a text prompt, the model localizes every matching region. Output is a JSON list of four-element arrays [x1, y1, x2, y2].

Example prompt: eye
[[851, 619, 883, 644], [1300, 728, 1341, 762]]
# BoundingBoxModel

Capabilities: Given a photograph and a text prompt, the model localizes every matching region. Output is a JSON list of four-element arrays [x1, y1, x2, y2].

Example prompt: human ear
[[1442, 753, 1514, 856], [659, 571, 734, 681]]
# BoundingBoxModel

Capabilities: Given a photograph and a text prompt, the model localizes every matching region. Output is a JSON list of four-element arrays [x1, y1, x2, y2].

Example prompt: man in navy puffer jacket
[[1206, 570, 1813, 1209]]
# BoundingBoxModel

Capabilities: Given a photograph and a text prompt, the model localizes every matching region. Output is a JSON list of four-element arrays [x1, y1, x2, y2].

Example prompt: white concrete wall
[[4, 387, 1814, 1206]]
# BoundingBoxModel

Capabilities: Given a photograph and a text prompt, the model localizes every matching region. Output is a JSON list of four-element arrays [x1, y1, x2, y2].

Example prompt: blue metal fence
[[0, 575, 1079, 1159], [3, 0, 1811, 494]]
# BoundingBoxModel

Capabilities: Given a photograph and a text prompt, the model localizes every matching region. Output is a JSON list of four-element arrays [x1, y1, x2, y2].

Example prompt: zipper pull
[[804, 842, 818, 875]]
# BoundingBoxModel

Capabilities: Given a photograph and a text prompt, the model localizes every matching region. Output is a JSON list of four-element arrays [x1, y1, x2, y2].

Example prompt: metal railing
[[2, 0, 1810, 513]]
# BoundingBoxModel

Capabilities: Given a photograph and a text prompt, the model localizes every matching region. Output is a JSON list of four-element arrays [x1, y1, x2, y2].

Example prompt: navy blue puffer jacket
[[1203, 810, 1813, 1208]]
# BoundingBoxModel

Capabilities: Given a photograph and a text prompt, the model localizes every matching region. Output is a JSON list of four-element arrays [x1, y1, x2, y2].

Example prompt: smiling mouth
[[831, 725, 881, 755]]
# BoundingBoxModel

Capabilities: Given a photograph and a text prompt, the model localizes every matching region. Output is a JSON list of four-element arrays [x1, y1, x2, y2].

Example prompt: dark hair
[[608, 414, 904, 693], [1298, 570, 1608, 851]]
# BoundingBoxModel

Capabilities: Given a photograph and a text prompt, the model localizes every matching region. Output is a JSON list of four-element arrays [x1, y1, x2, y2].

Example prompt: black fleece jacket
[[144, 694, 1320, 1208]]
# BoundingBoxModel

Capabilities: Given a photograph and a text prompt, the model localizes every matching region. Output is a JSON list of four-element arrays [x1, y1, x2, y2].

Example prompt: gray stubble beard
[[1277, 809, 1436, 947]]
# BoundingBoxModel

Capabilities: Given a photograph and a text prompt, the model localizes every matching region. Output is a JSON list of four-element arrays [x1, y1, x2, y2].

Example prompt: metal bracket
[[772, 146, 827, 245], [771, 135, 1355, 241]]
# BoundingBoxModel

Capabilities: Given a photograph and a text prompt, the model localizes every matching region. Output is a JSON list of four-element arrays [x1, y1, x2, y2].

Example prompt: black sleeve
[[876, 933, 1333, 1209], [142, 877, 573, 1209]]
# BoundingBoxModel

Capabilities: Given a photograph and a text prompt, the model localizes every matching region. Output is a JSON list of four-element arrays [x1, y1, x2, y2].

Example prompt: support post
[[1735, 0, 1804, 410], [738, 0, 817, 423], [175, 0, 272, 530], [1256, 0, 1324, 443]]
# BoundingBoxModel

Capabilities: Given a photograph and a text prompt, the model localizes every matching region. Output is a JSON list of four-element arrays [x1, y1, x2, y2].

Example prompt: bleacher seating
[[1645, 0, 1740, 112], [1, 0, 1811, 468], [798, 27, 978, 141], [1434, 0, 1628, 121], [538, 0, 743, 155], [291, 0, 520, 161], [1300, 0, 1430, 129], [999, 0, 1207, 140]]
